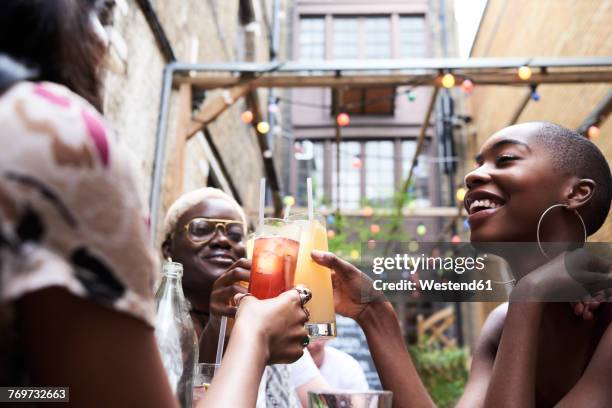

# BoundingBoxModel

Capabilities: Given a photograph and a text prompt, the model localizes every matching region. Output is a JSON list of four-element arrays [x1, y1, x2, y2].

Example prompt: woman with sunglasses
[[162, 187, 329, 408], [0, 1, 310, 407]]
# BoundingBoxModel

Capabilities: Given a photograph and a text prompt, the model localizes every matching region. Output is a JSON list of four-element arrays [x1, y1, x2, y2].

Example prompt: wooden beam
[[187, 83, 252, 139], [398, 86, 440, 209], [175, 70, 612, 89], [576, 90, 612, 135], [508, 88, 533, 125], [334, 89, 343, 214], [246, 91, 283, 217], [171, 83, 192, 201]]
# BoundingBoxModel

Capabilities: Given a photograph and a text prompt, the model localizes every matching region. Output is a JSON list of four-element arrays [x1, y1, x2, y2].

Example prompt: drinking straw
[[259, 178, 266, 230], [307, 177, 314, 222], [283, 202, 292, 220], [214, 316, 228, 373]]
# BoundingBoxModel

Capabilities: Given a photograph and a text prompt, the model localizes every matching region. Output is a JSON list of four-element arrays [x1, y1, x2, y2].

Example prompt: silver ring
[[235, 293, 253, 308], [295, 286, 312, 307]]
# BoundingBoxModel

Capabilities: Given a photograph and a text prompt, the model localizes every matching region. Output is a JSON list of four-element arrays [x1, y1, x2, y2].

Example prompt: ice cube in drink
[[249, 236, 300, 299]]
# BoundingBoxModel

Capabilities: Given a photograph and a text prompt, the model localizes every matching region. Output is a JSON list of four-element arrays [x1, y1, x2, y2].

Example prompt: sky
[[453, 0, 488, 57]]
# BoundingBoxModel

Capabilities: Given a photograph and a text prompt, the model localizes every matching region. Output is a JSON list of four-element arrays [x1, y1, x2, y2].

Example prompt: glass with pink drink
[[248, 218, 301, 299]]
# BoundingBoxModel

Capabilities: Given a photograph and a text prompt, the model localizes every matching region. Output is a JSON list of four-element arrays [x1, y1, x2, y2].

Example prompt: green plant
[[408, 343, 469, 408]]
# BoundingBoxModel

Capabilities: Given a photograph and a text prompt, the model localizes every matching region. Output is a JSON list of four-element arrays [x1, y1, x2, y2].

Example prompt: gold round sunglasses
[[183, 217, 246, 245]]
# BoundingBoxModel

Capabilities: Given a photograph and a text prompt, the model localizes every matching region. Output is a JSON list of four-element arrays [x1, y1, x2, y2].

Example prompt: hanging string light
[[268, 103, 279, 114], [587, 125, 601, 139], [408, 240, 419, 252], [327, 230, 336, 239], [283, 196, 295, 206], [416, 223, 427, 236], [257, 121, 270, 134], [350, 249, 360, 260], [460, 79, 474, 94], [351, 157, 363, 169], [241, 110, 254, 124], [362, 206, 374, 217], [407, 91, 416, 102], [370, 224, 380, 234], [456, 187, 466, 202], [518, 65, 532, 80], [441, 73, 456, 89], [451, 234, 461, 243], [337, 112, 350, 127], [463, 219, 470, 230], [530, 84, 540, 101]]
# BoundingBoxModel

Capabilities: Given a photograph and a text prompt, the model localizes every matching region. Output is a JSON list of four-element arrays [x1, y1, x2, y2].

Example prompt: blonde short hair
[[163, 187, 247, 240]]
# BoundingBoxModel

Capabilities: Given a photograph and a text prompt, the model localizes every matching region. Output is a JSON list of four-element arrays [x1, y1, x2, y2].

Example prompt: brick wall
[[102, 0, 275, 244]]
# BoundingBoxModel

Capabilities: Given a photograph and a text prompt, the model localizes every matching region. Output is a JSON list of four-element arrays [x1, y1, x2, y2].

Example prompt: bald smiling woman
[[311, 122, 612, 408]]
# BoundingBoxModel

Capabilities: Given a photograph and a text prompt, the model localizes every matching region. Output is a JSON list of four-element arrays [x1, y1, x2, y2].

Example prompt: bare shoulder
[[476, 303, 508, 355]]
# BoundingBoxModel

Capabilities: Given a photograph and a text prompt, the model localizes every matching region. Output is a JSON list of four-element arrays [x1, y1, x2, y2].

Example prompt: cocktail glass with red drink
[[249, 218, 301, 299]]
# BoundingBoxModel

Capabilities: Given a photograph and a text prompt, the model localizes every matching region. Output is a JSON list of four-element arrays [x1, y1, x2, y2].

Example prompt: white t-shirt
[[256, 349, 320, 407], [318, 346, 369, 391]]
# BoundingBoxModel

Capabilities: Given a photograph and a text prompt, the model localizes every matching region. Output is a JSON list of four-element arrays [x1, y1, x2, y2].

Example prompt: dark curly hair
[[0, 0, 106, 110]]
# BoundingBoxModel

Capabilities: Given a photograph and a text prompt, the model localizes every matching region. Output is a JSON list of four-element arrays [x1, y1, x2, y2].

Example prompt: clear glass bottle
[[154, 261, 199, 408]]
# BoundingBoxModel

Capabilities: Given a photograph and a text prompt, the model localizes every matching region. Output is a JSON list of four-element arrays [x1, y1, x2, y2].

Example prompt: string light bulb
[[460, 79, 474, 94], [337, 112, 350, 127], [587, 125, 600, 139], [518, 65, 532, 80], [456, 187, 466, 202], [370, 224, 380, 234], [441, 73, 456, 88], [241, 110, 253, 124], [362, 206, 374, 217], [257, 121, 270, 134], [352, 157, 363, 169], [283, 196, 295, 206], [416, 223, 427, 236], [268, 103, 279, 114], [451, 234, 461, 243], [408, 240, 419, 252], [530, 88, 540, 102], [327, 230, 336, 239], [407, 91, 416, 102]]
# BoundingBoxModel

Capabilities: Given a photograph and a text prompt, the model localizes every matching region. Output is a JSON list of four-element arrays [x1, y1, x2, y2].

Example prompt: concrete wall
[[101, 0, 276, 243], [469, 0, 612, 241]]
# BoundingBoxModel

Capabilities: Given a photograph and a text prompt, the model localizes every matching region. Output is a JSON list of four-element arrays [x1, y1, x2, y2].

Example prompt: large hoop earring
[[536, 204, 587, 259]]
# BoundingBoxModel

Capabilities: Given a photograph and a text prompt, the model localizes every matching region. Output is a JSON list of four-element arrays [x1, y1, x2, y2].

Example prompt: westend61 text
[[373, 279, 493, 292]]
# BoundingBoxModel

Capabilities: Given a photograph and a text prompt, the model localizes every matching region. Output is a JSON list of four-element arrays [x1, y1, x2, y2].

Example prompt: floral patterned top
[[0, 81, 158, 383]]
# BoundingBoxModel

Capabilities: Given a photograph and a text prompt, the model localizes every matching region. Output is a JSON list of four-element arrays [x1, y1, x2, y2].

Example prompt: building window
[[365, 141, 395, 205], [332, 17, 359, 59], [331, 141, 361, 210], [364, 17, 391, 59], [299, 16, 325, 60], [399, 15, 426, 58], [295, 141, 325, 206], [402, 140, 430, 207], [332, 16, 393, 60], [292, 139, 430, 210]]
